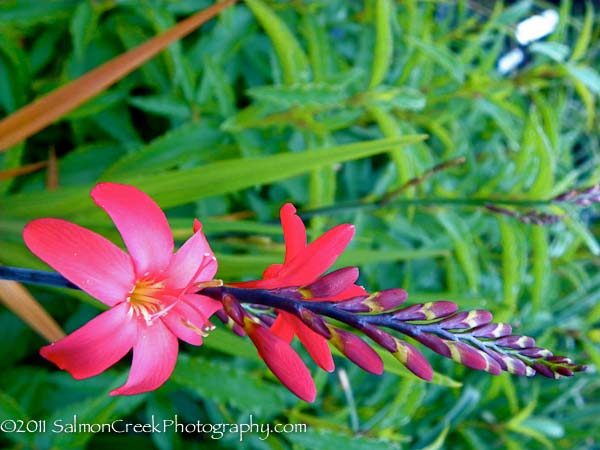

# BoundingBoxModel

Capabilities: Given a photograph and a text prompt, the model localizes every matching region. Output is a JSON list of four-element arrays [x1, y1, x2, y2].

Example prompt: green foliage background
[[1, 0, 599, 448]]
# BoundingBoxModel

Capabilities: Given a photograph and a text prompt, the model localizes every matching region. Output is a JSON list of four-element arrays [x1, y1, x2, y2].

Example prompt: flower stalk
[[201, 285, 585, 380], [2, 183, 589, 401]]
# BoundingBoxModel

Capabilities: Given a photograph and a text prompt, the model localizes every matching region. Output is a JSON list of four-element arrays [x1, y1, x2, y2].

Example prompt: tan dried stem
[[0, 281, 65, 342]]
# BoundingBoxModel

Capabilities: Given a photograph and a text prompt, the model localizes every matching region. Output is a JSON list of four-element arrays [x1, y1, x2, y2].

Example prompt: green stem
[[298, 197, 553, 220]]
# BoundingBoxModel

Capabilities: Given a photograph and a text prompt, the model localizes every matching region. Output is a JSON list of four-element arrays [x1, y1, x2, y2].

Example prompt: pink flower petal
[[263, 264, 284, 279], [24, 218, 134, 306], [91, 182, 173, 277], [276, 223, 355, 285], [269, 313, 295, 343], [162, 295, 222, 346], [280, 203, 306, 264], [166, 227, 217, 288], [287, 314, 334, 372], [246, 321, 316, 402], [110, 319, 178, 395], [229, 265, 284, 289], [40, 303, 137, 379], [180, 294, 223, 318]]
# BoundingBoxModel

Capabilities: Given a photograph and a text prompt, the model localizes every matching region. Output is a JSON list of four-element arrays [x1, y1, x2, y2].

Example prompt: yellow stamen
[[180, 318, 210, 337], [195, 279, 223, 289], [127, 279, 165, 324]]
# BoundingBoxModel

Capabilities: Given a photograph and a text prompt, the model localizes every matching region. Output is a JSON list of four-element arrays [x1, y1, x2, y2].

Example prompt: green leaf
[[41, 381, 145, 449], [498, 217, 521, 321], [364, 86, 426, 111], [570, 2, 594, 61], [287, 428, 403, 450], [437, 212, 480, 292], [0, 389, 33, 446], [531, 226, 549, 313], [128, 95, 191, 119], [102, 121, 229, 177], [0, 0, 78, 26], [201, 327, 261, 361], [70, 0, 98, 60], [247, 83, 352, 109], [529, 42, 569, 63], [171, 355, 289, 416], [520, 417, 564, 439], [406, 37, 465, 83], [565, 64, 600, 95], [1, 135, 427, 217], [369, 0, 393, 88], [419, 426, 449, 450], [245, 0, 310, 84]]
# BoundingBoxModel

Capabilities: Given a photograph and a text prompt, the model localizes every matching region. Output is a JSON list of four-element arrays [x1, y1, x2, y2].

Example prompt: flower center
[[127, 279, 166, 324]]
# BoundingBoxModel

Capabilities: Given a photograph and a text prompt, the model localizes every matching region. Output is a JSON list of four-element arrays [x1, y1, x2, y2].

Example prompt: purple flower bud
[[297, 306, 332, 339], [335, 295, 371, 313], [335, 289, 408, 313], [531, 363, 558, 379], [545, 355, 572, 364], [257, 313, 275, 327], [439, 310, 493, 330], [471, 323, 512, 338], [489, 353, 529, 376], [221, 294, 246, 326], [329, 327, 383, 375], [391, 301, 458, 321], [360, 324, 397, 352], [520, 347, 553, 358], [232, 323, 247, 337], [301, 267, 359, 298], [495, 335, 536, 349], [215, 309, 230, 324], [393, 338, 433, 381], [555, 367, 574, 377], [364, 289, 408, 312], [413, 333, 451, 357], [446, 341, 499, 373]]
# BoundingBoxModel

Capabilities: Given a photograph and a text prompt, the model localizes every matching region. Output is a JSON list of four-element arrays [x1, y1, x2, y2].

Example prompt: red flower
[[233, 203, 366, 372], [23, 182, 221, 395]]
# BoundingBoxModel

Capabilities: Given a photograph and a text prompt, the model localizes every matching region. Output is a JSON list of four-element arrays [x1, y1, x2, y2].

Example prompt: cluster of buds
[[485, 183, 600, 225], [201, 266, 584, 400], [553, 183, 600, 207], [485, 204, 563, 225]]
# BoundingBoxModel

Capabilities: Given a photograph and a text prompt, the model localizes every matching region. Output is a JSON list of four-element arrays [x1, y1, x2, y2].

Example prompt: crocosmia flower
[[23, 182, 221, 395], [233, 203, 365, 373]]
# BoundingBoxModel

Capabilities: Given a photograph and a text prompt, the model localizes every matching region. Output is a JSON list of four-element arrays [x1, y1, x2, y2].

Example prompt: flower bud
[[392, 301, 458, 321], [471, 322, 512, 338], [301, 267, 359, 298], [296, 307, 331, 339], [328, 327, 383, 375], [392, 338, 433, 381], [495, 335, 535, 349], [439, 310, 493, 330]]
